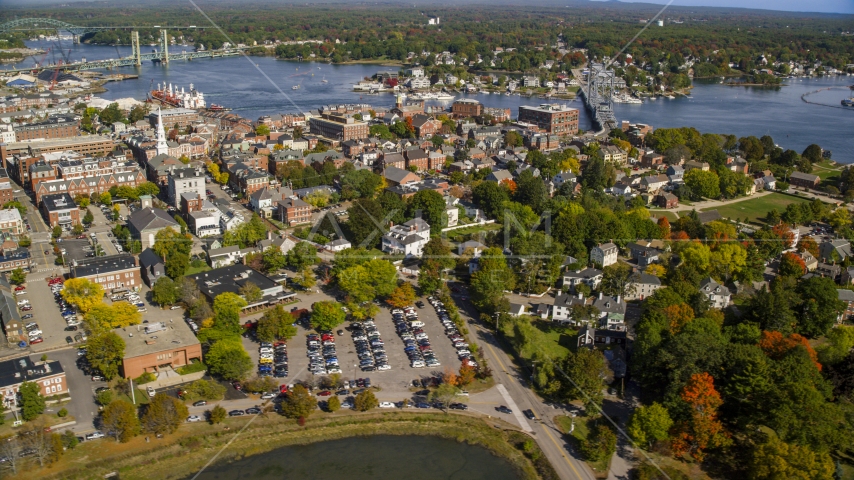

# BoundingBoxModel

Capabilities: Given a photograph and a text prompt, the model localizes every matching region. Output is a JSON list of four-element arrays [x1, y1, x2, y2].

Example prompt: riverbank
[[28, 412, 553, 480]]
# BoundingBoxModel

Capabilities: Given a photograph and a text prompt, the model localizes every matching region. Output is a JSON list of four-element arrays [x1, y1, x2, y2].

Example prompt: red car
[[14, 286, 25, 291], [21, 306, 32, 311], [279, 384, 289, 394], [29, 337, 43, 344], [317, 390, 332, 397]]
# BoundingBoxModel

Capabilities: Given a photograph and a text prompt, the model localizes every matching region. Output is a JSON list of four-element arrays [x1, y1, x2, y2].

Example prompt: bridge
[[2, 27, 250, 74], [579, 63, 618, 131], [0, 17, 204, 37]]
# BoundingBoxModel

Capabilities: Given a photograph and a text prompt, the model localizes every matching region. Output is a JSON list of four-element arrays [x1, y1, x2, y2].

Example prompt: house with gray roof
[[381, 218, 431, 257], [127, 207, 180, 250]]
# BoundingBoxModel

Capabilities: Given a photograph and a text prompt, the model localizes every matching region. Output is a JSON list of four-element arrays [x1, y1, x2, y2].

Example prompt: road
[[450, 290, 597, 480]]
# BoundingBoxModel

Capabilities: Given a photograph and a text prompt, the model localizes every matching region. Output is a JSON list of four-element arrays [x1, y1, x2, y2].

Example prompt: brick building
[[308, 113, 369, 141], [517, 104, 579, 135], [276, 197, 311, 226], [70, 254, 142, 291], [40, 193, 79, 228], [13, 116, 79, 142], [148, 108, 200, 129], [452, 99, 483, 118], [0, 356, 67, 409], [120, 321, 202, 379], [1, 135, 115, 169]]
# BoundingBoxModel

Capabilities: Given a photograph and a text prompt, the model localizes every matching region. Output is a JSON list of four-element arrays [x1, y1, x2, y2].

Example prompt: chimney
[[616, 295, 621, 303], [599, 292, 603, 300], [578, 292, 583, 300]]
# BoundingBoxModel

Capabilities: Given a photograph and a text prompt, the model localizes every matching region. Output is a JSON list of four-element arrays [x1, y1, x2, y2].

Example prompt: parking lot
[[240, 290, 465, 394]]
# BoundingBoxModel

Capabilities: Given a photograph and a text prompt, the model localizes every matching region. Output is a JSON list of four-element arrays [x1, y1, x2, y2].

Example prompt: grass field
[[702, 193, 812, 224], [649, 210, 679, 222]]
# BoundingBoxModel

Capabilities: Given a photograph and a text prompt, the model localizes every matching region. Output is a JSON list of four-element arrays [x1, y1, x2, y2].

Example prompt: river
[[187, 435, 521, 480], [9, 40, 854, 162]]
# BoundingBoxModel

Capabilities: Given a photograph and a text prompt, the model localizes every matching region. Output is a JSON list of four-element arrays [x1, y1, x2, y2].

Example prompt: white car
[[16, 300, 29, 306], [259, 348, 274, 354], [186, 415, 202, 422], [85, 432, 105, 440], [326, 367, 342, 374], [379, 402, 395, 408], [376, 364, 391, 371], [411, 361, 425, 368], [260, 392, 277, 400], [147, 386, 156, 398]]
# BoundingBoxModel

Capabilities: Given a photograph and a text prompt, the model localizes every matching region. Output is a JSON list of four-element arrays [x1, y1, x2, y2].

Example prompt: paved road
[[449, 291, 596, 480]]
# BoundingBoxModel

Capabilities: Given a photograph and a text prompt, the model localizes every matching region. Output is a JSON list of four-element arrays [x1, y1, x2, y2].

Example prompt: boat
[[842, 97, 854, 107], [321, 77, 328, 84], [665, 95, 675, 99], [435, 92, 455, 101], [292, 85, 300, 90], [208, 104, 231, 112], [149, 82, 206, 109]]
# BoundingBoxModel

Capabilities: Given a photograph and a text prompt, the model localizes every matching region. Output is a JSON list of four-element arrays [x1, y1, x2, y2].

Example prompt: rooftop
[[186, 264, 280, 300], [0, 356, 64, 389], [121, 320, 200, 359], [72, 253, 137, 278]]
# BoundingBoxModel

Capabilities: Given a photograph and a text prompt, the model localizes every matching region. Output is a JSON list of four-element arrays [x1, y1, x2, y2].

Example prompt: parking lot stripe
[[496, 384, 532, 432]]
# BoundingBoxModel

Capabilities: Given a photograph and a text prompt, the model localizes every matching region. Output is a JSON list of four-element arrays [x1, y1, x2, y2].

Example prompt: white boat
[[665, 95, 675, 99], [435, 93, 455, 100], [292, 85, 300, 90]]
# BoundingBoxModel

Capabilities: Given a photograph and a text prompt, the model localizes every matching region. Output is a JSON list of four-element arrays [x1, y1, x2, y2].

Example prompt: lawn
[[555, 415, 611, 477], [444, 223, 502, 242], [185, 264, 211, 276], [702, 193, 812, 224], [649, 210, 679, 222]]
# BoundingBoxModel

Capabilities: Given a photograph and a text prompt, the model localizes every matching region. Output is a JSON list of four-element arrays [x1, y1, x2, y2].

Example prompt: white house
[[167, 167, 205, 207], [563, 267, 604, 290], [625, 272, 662, 301], [552, 171, 577, 188], [326, 238, 352, 252], [590, 243, 618, 268], [208, 245, 243, 268], [699, 277, 731, 309], [381, 218, 431, 257]]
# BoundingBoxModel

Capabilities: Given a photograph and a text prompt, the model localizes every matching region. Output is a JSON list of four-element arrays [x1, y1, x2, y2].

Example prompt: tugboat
[[208, 104, 231, 112]]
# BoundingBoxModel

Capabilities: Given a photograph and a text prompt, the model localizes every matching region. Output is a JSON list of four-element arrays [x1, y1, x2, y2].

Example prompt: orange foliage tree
[[758, 330, 821, 371], [778, 252, 806, 278], [458, 363, 477, 386], [772, 223, 795, 249], [672, 230, 690, 242], [500, 178, 517, 194], [796, 236, 819, 257], [658, 217, 671, 239], [663, 303, 695, 334], [671, 372, 730, 462]]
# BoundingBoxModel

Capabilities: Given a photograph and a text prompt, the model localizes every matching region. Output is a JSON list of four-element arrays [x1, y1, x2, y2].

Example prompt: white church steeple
[[155, 107, 169, 156]]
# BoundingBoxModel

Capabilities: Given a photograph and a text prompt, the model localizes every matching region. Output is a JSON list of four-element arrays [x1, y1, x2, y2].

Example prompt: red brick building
[[410, 115, 442, 137], [70, 254, 142, 290], [40, 193, 80, 228], [13, 117, 79, 142], [518, 104, 579, 135], [277, 197, 311, 226], [452, 99, 483, 118]]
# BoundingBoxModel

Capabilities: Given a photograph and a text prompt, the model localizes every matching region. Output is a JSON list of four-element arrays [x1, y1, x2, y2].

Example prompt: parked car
[[228, 410, 245, 416], [495, 406, 513, 414], [186, 415, 202, 422], [85, 432, 105, 440], [193, 400, 207, 407]]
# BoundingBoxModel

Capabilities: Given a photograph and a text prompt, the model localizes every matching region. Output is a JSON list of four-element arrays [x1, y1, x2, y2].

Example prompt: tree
[[473, 181, 510, 219], [354, 390, 378, 411], [280, 384, 317, 419], [600, 263, 635, 298], [141, 393, 189, 435], [386, 283, 416, 308], [337, 259, 398, 303], [751, 434, 834, 480], [85, 302, 142, 331], [205, 340, 253, 380], [327, 395, 341, 412], [255, 124, 270, 136], [779, 252, 806, 278], [101, 399, 141, 443], [256, 305, 298, 342], [181, 379, 226, 402], [61, 277, 105, 313], [802, 144, 823, 164], [152, 276, 179, 306], [556, 348, 607, 412], [83, 208, 94, 225], [19, 381, 45, 421], [262, 246, 288, 272], [165, 251, 189, 279], [212, 292, 247, 334], [295, 267, 317, 289], [428, 383, 461, 410], [100, 192, 112, 205], [470, 247, 516, 313], [285, 242, 319, 270], [671, 372, 729, 462], [86, 332, 125, 379], [346, 198, 385, 248], [797, 276, 845, 337], [8, 268, 26, 285], [209, 405, 228, 424], [684, 169, 721, 199], [239, 281, 263, 303], [627, 402, 673, 449], [311, 300, 346, 331], [581, 424, 618, 463], [408, 189, 447, 233], [2, 200, 26, 216]]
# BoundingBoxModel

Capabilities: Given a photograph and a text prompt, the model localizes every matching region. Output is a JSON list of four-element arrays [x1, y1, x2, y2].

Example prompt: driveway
[[44, 347, 100, 434]]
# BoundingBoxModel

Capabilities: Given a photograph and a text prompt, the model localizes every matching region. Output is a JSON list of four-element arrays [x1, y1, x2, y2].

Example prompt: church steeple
[[155, 107, 168, 156]]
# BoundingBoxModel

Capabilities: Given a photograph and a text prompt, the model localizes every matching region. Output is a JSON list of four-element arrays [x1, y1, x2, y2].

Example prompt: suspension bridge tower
[[160, 29, 169, 65], [131, 31, 141, 66]]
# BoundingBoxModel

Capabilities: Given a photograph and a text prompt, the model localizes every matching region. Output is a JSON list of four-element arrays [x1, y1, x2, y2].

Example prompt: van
[[409, 321, 425, 328]]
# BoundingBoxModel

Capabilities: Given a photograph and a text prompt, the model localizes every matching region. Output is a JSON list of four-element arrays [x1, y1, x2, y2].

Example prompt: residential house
[[628, 242, 662, 268], [563, 267, 604, 290], [127, 204, 180, 250], [625, 272, 662, 301], [685, 160, 710, 171], [820, 239, 852, 263], [699, 277, 731, 309], [640, 152, 664, 169], [641, 174, 670, 192], [789, 171, 820, 189], [208, 245, 243, 268], [382, 165, 421, 187], [590, 243, 618, 268], [381, 218, 431, 257], [276, 197, 312, 226], [249, 186, 294, 218], [838, 289, 854, 322], [655, 193, 678, 209], [138, 248, 165, 287]]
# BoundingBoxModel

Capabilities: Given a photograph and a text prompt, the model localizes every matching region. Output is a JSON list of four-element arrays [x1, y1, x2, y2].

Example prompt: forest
[[1, 3, 852, 75]]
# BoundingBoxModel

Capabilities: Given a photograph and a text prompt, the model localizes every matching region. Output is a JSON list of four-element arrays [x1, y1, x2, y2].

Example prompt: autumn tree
[[354, 390, 379, 411], [85, 302, 142, 332], [212, 292, 247, 334], [209, 405, 227, 424], [61, 278, 104, 313], [386, 282, 416, 308], [280, 384, 317, 419], [141, 393, 189, 435], [86, 332, 125, 379], [101, 399, 141, 443], [796, 236, 819, 257], [458, 363, 477, 387], [759, 330, 821, 370], [663, 303, 694, 334], [750, 434, 834, 480], [657, 217, 671, 239], [256, 305, 298, 342], [671, 372, 730, 461], [778, 252, 806, 278]]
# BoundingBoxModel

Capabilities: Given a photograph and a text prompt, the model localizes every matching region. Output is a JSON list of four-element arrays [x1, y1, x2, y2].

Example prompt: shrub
[[57, 408, 68, 418], [176, 360, 207, 375], [135, 372, 157, 384]]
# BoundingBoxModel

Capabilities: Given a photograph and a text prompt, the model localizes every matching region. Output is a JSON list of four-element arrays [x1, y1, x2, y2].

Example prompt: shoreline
[[30, 412, 551, 480]]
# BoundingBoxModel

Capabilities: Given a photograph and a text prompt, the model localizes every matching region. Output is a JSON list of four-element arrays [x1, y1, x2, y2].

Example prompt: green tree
[[285, 242, 319, 270], [407, 190, 447, 233], [557, 348, 607, 412], [151, 276, 179, 306], [346, 198, 385, 248], [19, 381, 45, 421], [354, 390, 379, 411], [212, 292, 248, 334], [86, 332, 125, 379], [101, 399, 141, 443], [337, 259, 398, 303], [2, 200, 26, 216], [181, 379, 226, 402], [295, 267, 317, 289], [205, 340, 253, 380], [141, 393, 189, 435], [581, 424, 618, 462], [255, 124, 271, 136], [326, 395, 341, 412], [8, 268, 26, 285], [165, 251, 189, 279], [209, 405, 227, 424], [311, 301, 346, 331], [684, 169, 721, 199], [83, 209, 94, 225], [627, 402, 673, 449], [52, 225, 62, 239], [239, 281, 263, 303], [262, 246, 288, 272], [801, 144, 823, 164], [470, 247, 516, 313], [256, 305, 298, 342], [797, 276, 845, 337], [280, 384, 317, 419], [428, 383, 461, 411]]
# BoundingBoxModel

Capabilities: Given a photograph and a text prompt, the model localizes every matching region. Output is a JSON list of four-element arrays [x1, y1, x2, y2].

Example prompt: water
[[9, 40, 854, 162], [187, 435, 521, 480]]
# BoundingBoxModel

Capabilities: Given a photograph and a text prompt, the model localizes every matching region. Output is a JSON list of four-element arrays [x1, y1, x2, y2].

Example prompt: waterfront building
[[517, 104, 579, 135]]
